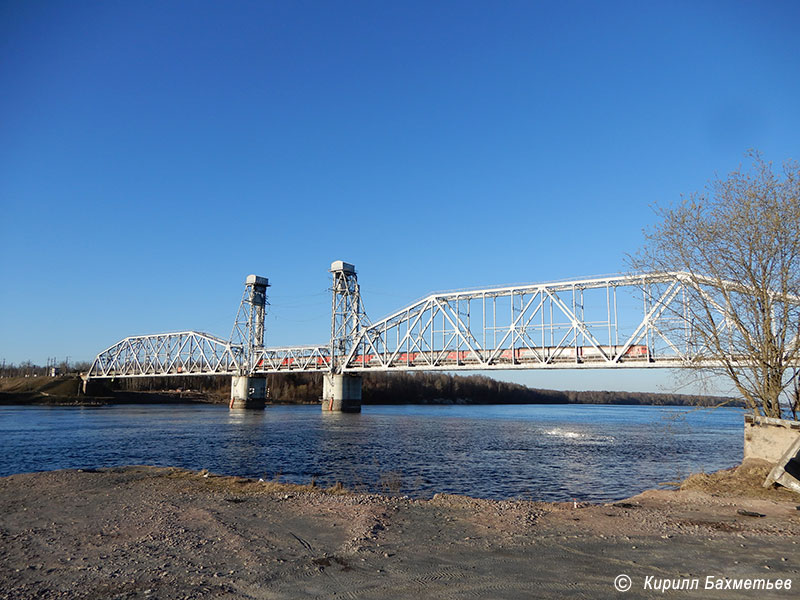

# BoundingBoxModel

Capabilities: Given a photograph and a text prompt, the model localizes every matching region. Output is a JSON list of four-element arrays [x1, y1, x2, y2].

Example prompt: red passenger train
[[261, 345, 649, 369]]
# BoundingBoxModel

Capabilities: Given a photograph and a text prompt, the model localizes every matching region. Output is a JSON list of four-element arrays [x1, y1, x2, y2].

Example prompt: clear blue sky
[[1, 1, 798, 394]]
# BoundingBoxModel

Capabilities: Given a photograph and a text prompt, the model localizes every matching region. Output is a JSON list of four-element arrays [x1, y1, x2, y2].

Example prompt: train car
[[348, 344, 650, 367]]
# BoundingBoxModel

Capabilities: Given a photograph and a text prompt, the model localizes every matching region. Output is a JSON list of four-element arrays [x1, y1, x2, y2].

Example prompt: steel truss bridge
[[87, 261, 795, 382]]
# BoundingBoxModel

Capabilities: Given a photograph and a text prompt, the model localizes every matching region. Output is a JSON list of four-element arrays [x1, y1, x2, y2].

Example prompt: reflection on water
[[0, 404, 744, 502]]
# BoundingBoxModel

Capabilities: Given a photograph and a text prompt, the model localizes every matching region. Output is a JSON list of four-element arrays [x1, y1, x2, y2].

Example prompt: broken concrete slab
[[764, 435, 800, 495]]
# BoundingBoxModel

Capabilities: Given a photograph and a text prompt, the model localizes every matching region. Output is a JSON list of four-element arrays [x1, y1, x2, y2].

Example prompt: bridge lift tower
[[230, 274, 270, 408], [323, 261, 366, 412]]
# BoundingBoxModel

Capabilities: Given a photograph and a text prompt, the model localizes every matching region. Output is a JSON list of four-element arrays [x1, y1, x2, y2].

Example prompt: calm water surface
[[0, 404, 744, 502]]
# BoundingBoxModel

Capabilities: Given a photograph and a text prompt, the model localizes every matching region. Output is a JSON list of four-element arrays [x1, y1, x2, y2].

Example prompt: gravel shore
[[1, 463, 798, 599]]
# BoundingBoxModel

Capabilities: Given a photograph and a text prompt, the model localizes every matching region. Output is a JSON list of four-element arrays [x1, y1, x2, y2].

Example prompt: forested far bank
[[104, 371, 740, 407]]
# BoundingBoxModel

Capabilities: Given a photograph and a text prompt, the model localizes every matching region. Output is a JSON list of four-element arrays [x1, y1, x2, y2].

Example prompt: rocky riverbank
[[1, 462, 798, 599]]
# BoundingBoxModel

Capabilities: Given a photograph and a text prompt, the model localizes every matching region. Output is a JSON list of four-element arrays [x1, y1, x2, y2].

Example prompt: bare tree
[[631, 152, 800, 419]]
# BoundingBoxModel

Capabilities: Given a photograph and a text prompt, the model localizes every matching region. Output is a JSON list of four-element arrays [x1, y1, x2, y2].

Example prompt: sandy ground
[[1, 463, 799, 599]]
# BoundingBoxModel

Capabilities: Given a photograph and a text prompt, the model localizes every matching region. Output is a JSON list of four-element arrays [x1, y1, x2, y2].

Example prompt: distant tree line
[[360, 372, 557, 405], [358, 372, 739, 407], [111, 371, 736, 407], [107, 375, 231, 398], [1, 361, 738, 407], [0, 360, 90, 378]]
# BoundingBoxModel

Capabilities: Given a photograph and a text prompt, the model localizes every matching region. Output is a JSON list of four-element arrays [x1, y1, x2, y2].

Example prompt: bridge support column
[[322, 374, 362, 412], [230, 375, 266, 409]]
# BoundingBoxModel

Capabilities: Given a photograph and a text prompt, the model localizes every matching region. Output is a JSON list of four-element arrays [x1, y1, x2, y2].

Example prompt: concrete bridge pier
[[322, 374, 362, 412], [230, 375, 267, 409]]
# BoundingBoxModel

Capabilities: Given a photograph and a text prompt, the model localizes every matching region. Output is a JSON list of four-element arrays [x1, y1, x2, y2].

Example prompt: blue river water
[[0, 403, 745, 502]]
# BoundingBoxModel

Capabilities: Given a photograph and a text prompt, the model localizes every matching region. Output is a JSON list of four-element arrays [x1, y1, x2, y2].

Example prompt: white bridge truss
[[87, 331, 241, 378], [335, 272, 701, 373], [253, 345, 331, 372], [88, 269, 794, 379]]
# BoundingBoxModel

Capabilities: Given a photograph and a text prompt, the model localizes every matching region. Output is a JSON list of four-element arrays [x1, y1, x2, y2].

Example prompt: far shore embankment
[[0, 374, 742, 408]]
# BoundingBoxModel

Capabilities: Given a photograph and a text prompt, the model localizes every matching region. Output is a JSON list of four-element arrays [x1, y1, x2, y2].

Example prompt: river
[[0, 403, 744, 502]]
